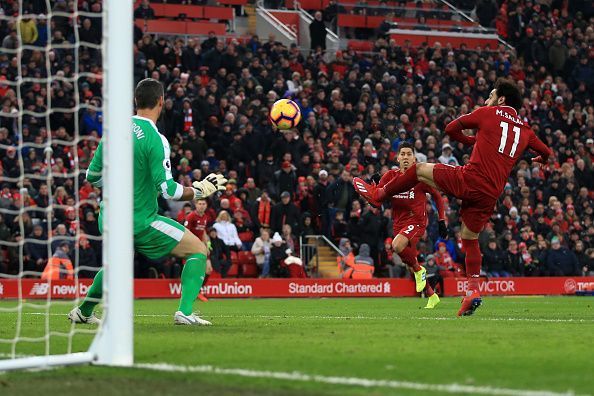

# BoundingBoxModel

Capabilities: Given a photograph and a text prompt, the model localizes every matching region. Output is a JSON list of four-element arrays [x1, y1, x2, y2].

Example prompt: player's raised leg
[[171, 229, 212, 325], [457, 223, 482, 316], [354, 163, 436, 205]]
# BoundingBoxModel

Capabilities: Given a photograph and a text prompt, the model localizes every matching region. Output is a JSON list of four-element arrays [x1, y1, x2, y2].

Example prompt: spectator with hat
[[438, 143, 459, 166], [434, 241, 462, 277], [271, 161, 297, 200], [269, 232, 289, 277]]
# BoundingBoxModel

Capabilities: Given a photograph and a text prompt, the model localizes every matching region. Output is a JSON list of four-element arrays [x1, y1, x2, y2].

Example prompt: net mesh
[[0, 0, 105, 360]]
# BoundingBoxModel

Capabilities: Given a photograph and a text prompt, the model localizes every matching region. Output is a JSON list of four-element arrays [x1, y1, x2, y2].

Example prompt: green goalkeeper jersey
[[86, 115, 184, 235]]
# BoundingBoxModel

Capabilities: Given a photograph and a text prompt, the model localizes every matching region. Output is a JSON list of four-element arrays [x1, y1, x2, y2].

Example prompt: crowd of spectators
[[0, 0, 592, 280]]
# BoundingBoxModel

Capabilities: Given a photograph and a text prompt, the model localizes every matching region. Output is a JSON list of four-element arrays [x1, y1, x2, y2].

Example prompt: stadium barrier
[[2, 277, 594, 299]]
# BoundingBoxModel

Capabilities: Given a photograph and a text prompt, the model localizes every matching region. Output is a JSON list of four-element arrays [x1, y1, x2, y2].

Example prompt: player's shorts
[[99, 212, 185, 260], [433, 163, 497, 234], [394, 223, 425, 247]]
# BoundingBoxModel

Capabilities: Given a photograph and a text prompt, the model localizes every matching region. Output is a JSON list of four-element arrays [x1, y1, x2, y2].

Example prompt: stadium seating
[[227, 252, 240, 277], [337, 14, 476, 30], [149, 5, 235, 22], [209, 271, 222, 279], [135, 19, 227, 35], [203, 6, 235, 21], [186, 21, 227, 35], [151, 4, 204, 19], [217, 0, 248, 5], [294, 0, 449, 10], [238, 251, 258, 278]]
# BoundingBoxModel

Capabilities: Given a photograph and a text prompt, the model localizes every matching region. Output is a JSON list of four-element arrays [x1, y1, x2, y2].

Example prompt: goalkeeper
[[69, 78, 226, 326]]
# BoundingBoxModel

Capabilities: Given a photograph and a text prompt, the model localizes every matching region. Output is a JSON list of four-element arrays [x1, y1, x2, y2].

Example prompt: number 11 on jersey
[[499, 121, 521, 158]]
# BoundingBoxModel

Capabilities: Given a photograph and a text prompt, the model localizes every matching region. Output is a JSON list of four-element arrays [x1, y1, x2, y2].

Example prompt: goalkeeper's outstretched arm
[[164, 174, 227, 201], [179, 174, 227, 201]]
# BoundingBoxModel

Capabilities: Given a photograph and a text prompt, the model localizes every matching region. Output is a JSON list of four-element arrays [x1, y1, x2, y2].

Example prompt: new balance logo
[[30, 283, 49, 296], [355, 181, 367, 192]]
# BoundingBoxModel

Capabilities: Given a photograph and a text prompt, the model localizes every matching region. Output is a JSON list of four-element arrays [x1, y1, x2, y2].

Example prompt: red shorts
[[433, 164, 497, 234], [394, 223, 425, 247]]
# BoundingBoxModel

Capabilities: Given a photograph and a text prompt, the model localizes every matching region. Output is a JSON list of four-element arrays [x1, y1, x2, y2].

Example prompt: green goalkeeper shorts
[[99, 213, 185, 259]]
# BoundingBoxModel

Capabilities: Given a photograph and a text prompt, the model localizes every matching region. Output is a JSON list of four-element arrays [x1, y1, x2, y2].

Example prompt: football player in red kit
[[377, 141, 448, 309], [353, 79, 552, 316], [184, 198, 214, 302]]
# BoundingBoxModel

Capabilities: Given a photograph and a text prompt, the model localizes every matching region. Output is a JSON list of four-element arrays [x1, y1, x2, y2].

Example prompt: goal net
[[0, 0, 133, 370]]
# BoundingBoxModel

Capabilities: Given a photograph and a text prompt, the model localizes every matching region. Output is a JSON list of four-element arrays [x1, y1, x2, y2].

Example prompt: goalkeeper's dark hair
[[397, 141, 415, 154], [135, 78, 164, 109], [495, 78, 522, 112]]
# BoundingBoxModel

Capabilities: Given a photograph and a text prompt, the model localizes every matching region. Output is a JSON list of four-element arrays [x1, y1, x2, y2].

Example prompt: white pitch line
[[133, 362, 582, 396], [0, 357, 584, 396], [14, 312, 594, 323]]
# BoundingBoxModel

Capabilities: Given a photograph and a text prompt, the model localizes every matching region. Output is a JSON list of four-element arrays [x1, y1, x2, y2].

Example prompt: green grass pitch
[[1, 297, 593, 395]]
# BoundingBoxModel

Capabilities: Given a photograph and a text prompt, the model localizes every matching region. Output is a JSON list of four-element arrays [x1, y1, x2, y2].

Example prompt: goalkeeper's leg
[[70, 269, 103, 324], [171, 229, 211, 325]]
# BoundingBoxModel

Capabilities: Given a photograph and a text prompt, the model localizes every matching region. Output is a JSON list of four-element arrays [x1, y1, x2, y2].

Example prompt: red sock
[[399, 246, 421, 272], [380, 164, 419, 200], [425, 283, 435, 297], [461, 239, 482, 294]]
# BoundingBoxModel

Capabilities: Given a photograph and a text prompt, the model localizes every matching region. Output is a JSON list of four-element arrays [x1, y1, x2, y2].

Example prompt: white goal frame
[[0, 0, 134, 371]]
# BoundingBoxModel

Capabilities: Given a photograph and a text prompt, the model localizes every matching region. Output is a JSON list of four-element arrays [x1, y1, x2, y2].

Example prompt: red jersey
[[379, 170, 445, 230], [184, 211, 210, 241], [446, 105, 552, 199]]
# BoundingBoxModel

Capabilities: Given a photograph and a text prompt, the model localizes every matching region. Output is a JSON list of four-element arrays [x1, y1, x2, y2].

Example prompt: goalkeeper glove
[[438, 220, 449, 240], [192, 173, 228, 199]]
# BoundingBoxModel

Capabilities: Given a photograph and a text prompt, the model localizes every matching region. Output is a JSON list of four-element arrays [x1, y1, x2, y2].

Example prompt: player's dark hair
[[397, 141, 415, 154], [495, 78, 522, 112], [135, 78, 164, 109]]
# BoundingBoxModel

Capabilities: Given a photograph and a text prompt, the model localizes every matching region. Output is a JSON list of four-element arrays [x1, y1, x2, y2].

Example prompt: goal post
[[0, 0, 133, 371], [89, 0, 134, 367]]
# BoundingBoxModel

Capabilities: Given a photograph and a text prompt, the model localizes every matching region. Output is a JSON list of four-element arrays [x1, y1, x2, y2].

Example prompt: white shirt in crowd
[[213, 221, 242, 248]]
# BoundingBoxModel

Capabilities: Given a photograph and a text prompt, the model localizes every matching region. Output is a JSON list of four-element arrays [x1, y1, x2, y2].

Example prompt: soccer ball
[[270, 99, 301, 130]]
